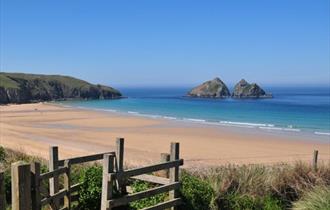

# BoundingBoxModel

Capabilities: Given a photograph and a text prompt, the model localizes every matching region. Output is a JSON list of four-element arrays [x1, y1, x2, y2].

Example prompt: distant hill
[[0, 72, 122, 104]]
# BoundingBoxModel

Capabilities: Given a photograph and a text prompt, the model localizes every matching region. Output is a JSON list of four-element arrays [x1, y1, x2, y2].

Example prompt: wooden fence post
[[313, 150, 318, 171], [169, 142, 180, 210], [159, 153, 170, 178], [116, 138, 126, 194], [63, 160, 71, 210], [0, 171, 6, 210], [11, 161, 32, 210], [49, 146, 59, 209], [101, 154, 115, 210], [31, 162, 41, 210]]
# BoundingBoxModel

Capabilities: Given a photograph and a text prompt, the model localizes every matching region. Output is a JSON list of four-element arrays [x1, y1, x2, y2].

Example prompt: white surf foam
[[314, 132, 330, 136], [183, 118, 206, 123]]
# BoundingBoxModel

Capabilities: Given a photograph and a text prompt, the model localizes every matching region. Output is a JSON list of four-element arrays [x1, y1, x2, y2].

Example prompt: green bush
[[130, 180, 167, 209], [3, 170, 11, 205], [0, 146, 6, 162], [292, 186, 330, 210], [217, 193, 283, 210], [78, 166, 103, 210], [180, 171, 214, 210]]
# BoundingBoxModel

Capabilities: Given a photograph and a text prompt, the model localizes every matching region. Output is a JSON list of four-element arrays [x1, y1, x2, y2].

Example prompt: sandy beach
[[0, 103, 329, 168]]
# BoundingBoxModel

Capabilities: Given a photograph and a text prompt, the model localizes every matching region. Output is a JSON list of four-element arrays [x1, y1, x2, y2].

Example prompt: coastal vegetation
[[1, 146, 329, 210], [0, 72, 122, 104]]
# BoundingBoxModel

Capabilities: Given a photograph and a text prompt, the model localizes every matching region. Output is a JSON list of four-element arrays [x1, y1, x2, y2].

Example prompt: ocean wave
[[128, 111, 139, 114], [163, 116, 177, 120], [219, 121, 274, 127], [314, 132, 330, 136], [259, 126, 301, 132], [183, 118, 206, 123]]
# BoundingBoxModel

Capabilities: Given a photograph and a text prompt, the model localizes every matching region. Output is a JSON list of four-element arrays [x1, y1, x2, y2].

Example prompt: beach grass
[[1, 146, 329, 210]]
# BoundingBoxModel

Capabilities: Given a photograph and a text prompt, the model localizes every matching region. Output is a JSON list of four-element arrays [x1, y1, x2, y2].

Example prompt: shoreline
[[54, 101, 330, 143], [0, 103, 329, 168]]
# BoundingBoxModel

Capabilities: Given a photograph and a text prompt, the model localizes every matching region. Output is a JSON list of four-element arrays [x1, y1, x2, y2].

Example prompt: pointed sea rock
[[187, 77, 231, 98], [232, 79, 272, 98]]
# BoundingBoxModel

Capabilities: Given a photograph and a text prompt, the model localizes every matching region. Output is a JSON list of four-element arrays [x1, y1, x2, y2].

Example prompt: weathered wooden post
[[159, 153, 170, 178], [169, 142, 180, 210], [0, 171, 6, 210], [116, 138, 126, 194], [11, 161, 32, 210], [313, 150, 318, 171], [49, 146, 59, 209], [31, 162, 41, 210], [63, 160, 71, 209], [101, 154, 115, 210]]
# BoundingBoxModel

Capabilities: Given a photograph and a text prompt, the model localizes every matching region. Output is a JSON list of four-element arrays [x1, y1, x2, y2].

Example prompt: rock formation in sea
[[187, 77, 231, 98], [0, 72, 122, 104], [232, 79, 272, 98]]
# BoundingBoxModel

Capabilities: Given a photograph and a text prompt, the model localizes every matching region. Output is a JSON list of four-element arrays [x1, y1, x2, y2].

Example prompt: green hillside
[[0, 72, 122, 104]]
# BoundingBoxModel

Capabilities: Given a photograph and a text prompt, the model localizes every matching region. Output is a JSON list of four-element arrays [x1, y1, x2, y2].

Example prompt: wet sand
[[0, 103, 329, 168]]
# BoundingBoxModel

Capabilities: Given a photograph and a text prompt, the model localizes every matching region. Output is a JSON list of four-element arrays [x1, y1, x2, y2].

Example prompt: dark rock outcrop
[[0, 72, 122, 104], [232, 79, 272, 98], [187, 77, 231, 98]]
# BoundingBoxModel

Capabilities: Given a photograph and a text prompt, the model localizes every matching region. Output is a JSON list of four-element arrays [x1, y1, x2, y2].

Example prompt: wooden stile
[[49, 146, 60, 209], [0, 171, 6, 210], [116, 138, 126, 194], [169, 142, 180, 210], [159, 153, 170, 178], [101, 154, 115, 210], [31, 162, 41, 210], [63, 160, 71, 210], [11, 161, 32, 210]]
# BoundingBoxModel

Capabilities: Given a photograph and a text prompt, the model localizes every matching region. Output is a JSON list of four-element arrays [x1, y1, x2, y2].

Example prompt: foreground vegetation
[[0, 146, 329, 210]]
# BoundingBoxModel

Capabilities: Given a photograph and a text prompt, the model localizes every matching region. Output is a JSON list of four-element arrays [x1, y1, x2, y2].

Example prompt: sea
[[58, 86, 330, 139]]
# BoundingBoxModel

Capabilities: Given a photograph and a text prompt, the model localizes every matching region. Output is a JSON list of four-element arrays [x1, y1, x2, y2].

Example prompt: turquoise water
[[59, 86, 330, 136]]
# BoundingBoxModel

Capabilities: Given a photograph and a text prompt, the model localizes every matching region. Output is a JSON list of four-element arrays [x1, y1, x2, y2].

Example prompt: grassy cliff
[[0, 72, 122, 104]]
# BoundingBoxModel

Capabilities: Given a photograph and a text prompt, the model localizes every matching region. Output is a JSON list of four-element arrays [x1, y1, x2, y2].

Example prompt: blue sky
[[1, 0, 329, 87]]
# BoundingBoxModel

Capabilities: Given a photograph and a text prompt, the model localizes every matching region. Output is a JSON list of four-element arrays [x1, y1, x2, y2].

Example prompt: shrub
[[292, 186, 330, 210], [130, 180, 167, 209], [78, 166, 103, 210], [180, 171, 214, 210], [216, 193, 283, 210], [0, 146, 5, 162]]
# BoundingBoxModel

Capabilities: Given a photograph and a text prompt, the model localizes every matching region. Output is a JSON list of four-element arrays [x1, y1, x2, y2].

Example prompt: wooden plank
[[131, 174, 170, 185], [49, 146, 59, 209], [63, 160, 71, 209], [108, 182, 180, 208], [70, 194, 79, 202], [0, 172, 6, 210], [11, 161, 32, 210], [313, 150, 318, 171], [39, 167, 68, 181], [169, 142, 180, 210], [142, 198, 182, 210], [101, 154, 115, 210], [114, 159, 183, 179], [157, 153, 170, 178], [40, 189, 67, 206], [57, 152, 115, 166], [116, 138, 126, 194], [70, 182, 82, 193], [31, 162, 41, 210]]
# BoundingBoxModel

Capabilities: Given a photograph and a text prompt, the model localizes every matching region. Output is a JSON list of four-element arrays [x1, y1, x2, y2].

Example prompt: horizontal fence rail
[[57, 152, 115, 167], [110, 159, 183, 180], [108, 182, 180, 208], [101, 140, 183, 210]]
